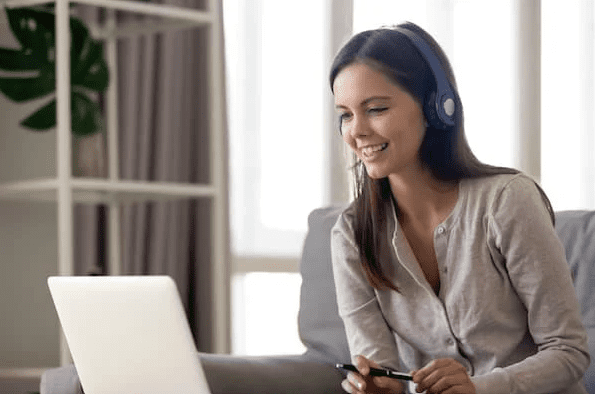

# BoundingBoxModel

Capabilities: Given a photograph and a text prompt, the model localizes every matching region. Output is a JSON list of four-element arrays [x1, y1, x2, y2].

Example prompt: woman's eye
[[338, 113, 352, 128], [337, 114, 350, 135], [339, 113, 352, 122], [368, 107, 388, 114]]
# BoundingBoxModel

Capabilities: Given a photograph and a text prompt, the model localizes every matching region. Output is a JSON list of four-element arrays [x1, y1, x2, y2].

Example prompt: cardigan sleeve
[[331, 210, 401, 371], [472, 175, 590, 394]]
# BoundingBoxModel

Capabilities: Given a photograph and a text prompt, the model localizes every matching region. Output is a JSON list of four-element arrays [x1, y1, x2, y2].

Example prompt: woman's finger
[[354, 355, 373, 375], [352, 355, 405, 393], [348, 372, 366, 392], [412, 358, 475, 394]]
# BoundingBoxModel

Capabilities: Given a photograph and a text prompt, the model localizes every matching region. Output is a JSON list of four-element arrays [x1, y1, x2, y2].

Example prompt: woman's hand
[[411, 358, 476, 394], [340, 355, 405, 394]]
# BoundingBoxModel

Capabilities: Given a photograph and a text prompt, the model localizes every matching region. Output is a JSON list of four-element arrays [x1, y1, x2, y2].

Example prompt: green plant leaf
[[1, 7, 57, 103], [0, 72, 55, 102], [70, 15, 90, 79], [70, 17, 108, 92], [0, 48, 39, 71], [71, 41, 109, 91], [5, 7, 56, 66], [1, 6, 109, 135], [3, 7, 109, 93], [79, 46, 109, 91], [20, 91, 103, 135], [20, 98, 56, 130]]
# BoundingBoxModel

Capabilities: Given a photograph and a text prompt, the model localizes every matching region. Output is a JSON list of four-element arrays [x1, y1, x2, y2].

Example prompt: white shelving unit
[[0, 0, 230, 374]]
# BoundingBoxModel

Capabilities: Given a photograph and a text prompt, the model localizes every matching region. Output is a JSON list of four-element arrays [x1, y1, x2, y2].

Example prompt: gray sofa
[[41, 206, 595, 394]]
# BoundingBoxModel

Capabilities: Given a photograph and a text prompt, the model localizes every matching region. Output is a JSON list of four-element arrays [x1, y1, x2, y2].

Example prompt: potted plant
[[0, 5, 109, 136]]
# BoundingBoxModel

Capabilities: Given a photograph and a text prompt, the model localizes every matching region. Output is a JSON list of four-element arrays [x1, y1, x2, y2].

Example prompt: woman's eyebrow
[[361, 96, 391, 104], [335, 96, 392, 110]]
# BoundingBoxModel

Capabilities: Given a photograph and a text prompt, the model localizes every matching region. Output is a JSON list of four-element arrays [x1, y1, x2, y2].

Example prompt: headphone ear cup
[[424, 91, 440, 129], [425, 91, 455, 130]]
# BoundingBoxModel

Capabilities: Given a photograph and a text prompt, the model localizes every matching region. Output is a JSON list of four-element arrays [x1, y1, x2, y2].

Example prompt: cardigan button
[[437, 226, 445, 234]]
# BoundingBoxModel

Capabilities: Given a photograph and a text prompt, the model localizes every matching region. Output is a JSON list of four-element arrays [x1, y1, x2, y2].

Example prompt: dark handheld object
[[336, 363, 413, 381]]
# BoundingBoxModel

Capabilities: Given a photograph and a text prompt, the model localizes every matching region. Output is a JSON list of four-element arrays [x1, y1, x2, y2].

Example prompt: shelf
[[0, 367, 46, 379], [0, 178, 217, 204], [93, 17, 209, 40], [1, 0, 212, 39], [1, 0, 213, 25], [0, 0, 230, 363]]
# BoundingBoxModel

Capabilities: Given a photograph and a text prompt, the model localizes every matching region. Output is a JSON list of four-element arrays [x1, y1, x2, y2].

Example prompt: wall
[[0, 12, 61, 370]]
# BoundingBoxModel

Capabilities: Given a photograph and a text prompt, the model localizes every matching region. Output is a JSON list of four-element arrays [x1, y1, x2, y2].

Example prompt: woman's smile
[[360, 142, 389, 159], [333, 62, 427, 180]]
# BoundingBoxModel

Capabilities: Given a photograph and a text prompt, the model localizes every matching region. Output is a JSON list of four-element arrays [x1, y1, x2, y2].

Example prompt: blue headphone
[[394, 27, 456, 130]]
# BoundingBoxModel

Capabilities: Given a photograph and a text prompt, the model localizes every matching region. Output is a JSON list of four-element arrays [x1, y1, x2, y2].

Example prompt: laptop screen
[[48, 276, 211, 394]]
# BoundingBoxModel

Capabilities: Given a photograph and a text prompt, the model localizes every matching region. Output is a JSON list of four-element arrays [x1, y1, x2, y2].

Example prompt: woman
[[330, 22, 590, 394]]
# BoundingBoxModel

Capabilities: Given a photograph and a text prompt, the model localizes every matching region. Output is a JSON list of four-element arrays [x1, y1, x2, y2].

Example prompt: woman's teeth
[[362, 143, 388, 157]]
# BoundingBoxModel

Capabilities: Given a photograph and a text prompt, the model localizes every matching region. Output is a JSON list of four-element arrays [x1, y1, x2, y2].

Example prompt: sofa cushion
[[297, 206, 350, 364], [40, 364, 83, 394], [555, 210, 595, 393]]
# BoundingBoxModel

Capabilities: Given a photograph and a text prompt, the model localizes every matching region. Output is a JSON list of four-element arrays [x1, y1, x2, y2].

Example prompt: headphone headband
[[394, 26, 456, 129]]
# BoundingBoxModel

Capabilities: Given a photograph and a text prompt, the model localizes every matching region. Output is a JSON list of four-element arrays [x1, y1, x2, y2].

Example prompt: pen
[[336, 363, 413, 381]]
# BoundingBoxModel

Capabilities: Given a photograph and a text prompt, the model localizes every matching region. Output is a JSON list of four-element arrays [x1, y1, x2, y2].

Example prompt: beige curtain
[[73, 0, 224, 352]]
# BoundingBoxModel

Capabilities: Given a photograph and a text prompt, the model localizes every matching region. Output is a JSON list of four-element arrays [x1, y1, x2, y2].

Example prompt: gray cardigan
[[332, 174, 590, 393]]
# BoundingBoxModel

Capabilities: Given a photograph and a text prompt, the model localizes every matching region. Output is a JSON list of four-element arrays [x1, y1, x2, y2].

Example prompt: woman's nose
[[346, 115, 369, 139]]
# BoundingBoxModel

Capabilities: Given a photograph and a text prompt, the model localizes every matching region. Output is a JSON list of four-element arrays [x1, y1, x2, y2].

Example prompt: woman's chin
[[364, 168, 387, 179]]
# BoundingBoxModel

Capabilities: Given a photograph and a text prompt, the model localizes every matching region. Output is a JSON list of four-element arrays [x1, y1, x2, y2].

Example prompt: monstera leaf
[[0, 6, 109, 136]]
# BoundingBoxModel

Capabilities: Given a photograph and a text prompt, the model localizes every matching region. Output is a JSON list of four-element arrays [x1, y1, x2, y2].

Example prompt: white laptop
[[47, 275, 212, 394]]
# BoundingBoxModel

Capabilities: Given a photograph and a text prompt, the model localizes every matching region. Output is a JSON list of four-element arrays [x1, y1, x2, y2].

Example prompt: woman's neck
[[388, 168, 459, 229]]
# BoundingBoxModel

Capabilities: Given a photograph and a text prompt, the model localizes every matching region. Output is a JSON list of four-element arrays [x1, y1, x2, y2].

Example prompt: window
[[353, 0, 517, 171], [451, 0, 517, 170], [353, 0, 595, 211], [224, 0, 327, 259], [231, 272, 305, 355], [541, 0, 595, 210], [223, 0, 334, 355]]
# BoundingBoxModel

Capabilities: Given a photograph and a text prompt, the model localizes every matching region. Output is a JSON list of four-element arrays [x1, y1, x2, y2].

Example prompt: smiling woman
[[333, 63, 426, 181], [329, 22, 589, 394]]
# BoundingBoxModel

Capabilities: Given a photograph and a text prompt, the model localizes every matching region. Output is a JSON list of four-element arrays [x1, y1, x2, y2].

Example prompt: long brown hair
[[330, 22, 554, 291]]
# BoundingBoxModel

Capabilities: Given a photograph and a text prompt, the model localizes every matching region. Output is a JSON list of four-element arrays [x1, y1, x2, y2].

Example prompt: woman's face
[[333, 62, 427, 180]]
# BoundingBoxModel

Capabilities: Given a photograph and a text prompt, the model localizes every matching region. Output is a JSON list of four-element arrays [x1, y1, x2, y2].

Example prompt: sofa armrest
[[40, 364, 83, 394], [40, 354, 345, 394], [199, 353, 344, 394]]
